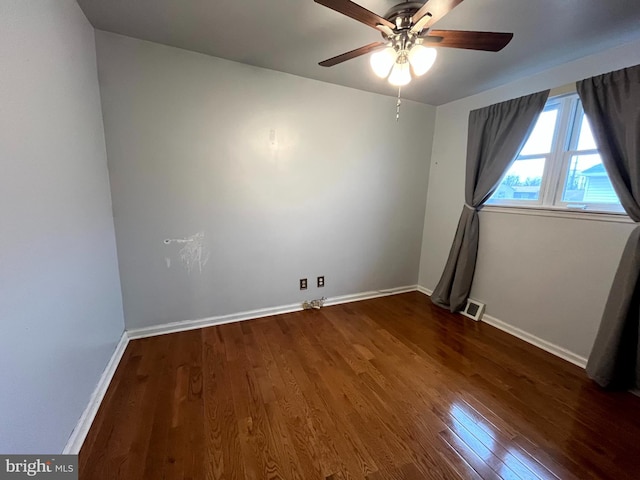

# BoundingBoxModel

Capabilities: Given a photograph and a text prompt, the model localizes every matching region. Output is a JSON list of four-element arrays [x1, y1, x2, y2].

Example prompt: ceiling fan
[[315, 0, 514, 86]]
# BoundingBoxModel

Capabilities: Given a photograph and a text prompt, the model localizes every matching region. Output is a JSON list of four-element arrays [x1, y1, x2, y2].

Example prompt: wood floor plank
[[202, 326, 245, 479], [221, 323, 285, 480], [439, 425, 502, 480], [121, 335, 173, 479], [267, 331, 342, 478], [80, 292, 640, 479], [446, 401, 547, 480], [140, 336, 184, 479], [252, 326, 326, 479]]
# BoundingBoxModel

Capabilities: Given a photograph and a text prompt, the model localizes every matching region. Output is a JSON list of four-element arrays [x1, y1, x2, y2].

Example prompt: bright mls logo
[[0, 456, 77, 479]]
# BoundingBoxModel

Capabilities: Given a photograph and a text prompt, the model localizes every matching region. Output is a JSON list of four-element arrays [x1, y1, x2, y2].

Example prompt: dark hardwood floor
[[79, 292, 640, 479]]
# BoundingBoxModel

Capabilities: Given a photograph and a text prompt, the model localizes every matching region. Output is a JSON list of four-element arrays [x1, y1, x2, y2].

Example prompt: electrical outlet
[[300, 278, 307, 290], [317, 276, 325, 288]]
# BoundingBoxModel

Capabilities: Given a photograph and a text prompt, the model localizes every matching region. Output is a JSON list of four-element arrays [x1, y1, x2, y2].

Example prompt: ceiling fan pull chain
[[396, 86, 402, 122]]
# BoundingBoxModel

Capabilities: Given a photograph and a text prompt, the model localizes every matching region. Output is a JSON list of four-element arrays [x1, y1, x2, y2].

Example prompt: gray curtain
[[577, 64, 640, 389], [431, 90, 549, 312]]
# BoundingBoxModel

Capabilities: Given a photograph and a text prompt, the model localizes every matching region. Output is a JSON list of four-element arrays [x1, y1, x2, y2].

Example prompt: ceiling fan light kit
[[388, 59, 412, 86], [371, 40, 438, 84], [315, 0, 514, 87], [370, 47, 397, 78], [409, 45, 437, 76]]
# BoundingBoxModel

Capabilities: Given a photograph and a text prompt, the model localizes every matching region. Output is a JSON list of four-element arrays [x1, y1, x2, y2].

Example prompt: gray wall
[[419, 39, 640, 360], [0, 1, 124, 453], [95, 31, 436, 330]]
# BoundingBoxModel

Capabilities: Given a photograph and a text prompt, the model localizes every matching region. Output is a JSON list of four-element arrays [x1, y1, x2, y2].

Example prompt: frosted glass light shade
[[408, 45, 437, 76], [370, 47, 397, 78], [388, 61, 411, 86]]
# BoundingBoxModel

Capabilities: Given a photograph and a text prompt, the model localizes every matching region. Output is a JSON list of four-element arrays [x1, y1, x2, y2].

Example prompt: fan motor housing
[[384, 1, 424, 28]]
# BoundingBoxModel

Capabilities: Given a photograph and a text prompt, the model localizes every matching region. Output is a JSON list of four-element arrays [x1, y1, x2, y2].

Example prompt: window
[[487, 94, 624, 213]]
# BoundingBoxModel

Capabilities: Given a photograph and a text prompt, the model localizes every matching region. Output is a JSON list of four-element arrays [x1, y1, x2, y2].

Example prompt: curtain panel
[[577, 64, 640, 389], [431, 90, 549, 312]]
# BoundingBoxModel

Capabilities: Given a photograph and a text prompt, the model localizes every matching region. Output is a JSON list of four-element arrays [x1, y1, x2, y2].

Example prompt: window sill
[[481, 205, 634, 224]]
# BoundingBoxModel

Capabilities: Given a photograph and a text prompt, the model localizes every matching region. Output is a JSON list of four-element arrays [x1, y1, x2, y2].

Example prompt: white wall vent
[[460, 299, 485, 322]]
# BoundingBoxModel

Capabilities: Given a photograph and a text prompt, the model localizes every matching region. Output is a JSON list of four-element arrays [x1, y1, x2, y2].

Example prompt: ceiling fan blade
[[319, 42, 386, 67], [314, 0, 395, 30], [423, 30, 513, 51], [411, 0, 465, 29]]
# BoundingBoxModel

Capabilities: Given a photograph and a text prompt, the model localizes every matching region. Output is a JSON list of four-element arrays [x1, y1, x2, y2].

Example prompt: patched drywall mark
[[163, 232, 210, 273]]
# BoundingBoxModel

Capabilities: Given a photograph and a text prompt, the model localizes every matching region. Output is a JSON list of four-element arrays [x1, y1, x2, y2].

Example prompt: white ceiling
[[77, 0, 640, 105]]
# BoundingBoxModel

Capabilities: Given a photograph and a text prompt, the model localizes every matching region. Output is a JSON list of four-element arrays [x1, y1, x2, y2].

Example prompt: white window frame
[[487, 93, 626, 215]]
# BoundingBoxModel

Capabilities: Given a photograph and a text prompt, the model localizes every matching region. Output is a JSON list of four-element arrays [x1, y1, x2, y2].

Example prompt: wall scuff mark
[[163, 232, 210, 273]]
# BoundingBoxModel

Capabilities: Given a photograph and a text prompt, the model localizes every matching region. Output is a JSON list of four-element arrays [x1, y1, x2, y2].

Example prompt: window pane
[[576, 114, 597, 150], [519, 109, 558, 155], [562, 154, 620, 204], [489, 158, 545, 202]]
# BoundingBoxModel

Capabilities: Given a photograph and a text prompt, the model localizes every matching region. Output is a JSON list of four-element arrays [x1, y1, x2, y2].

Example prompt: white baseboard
[[416, 286, 433, 296], [415, 285, 587, 369], [127, 285, 419, 340], [127, 303, 302, 340], [323, 285, 418, 307], [481, 314, 588, 369], [63, 331, 129, 454]]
